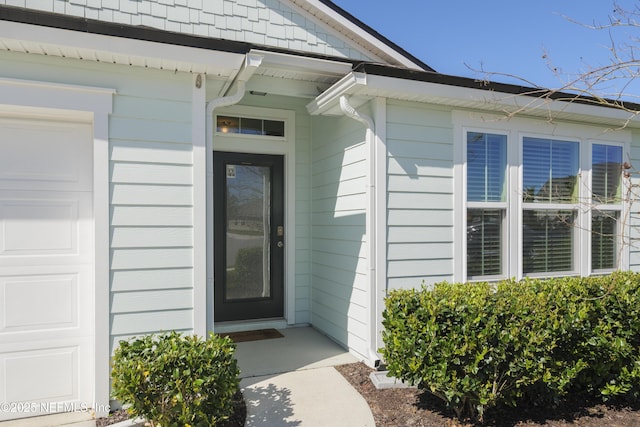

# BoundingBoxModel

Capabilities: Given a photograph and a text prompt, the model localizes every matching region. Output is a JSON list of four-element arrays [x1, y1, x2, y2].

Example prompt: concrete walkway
[[0, 327, 375, 427], [235, 327, 375, 427]]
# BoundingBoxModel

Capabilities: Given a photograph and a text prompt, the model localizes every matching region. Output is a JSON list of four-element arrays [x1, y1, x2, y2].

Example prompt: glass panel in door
[[213, 152, 284, 322], [225, 164, 272, 300]]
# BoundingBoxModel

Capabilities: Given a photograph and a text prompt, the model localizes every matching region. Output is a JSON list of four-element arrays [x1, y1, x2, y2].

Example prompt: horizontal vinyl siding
[[628, 129, 640, 270], [0, 51, 197, 351], [386, 100, 455, 290], [109, 74, 194, 350], [311, 114, 368, 357]]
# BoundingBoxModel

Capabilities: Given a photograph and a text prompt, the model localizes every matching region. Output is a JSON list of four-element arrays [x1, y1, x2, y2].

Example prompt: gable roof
[[290, 0, 434, 71]]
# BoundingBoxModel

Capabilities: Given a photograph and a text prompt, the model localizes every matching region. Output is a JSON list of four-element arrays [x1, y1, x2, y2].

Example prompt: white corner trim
[[339, 95, 381, 367], [192, 74, 207, 337], [372, 97, 387, 354], [0, 77, 114, 418]]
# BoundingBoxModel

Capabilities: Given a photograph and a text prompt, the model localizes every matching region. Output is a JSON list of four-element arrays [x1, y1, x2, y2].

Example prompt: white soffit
[[0, 20, 246, 77], [247, 49, 353, 97], [251, 49, 353, 83]]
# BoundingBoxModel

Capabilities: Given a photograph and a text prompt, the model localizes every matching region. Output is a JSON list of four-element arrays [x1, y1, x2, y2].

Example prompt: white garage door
[[0, 115, 94, 421]]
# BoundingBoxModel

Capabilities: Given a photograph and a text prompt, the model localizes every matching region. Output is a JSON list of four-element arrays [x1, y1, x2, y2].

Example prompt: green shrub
[[568, 273, 640, 400], [111, 331, 240, 427], [381, 272, 640, 422]]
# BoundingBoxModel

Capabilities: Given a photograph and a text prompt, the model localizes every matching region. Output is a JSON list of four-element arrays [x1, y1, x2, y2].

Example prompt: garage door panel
[[0, 115, 94, 420], [0, 118, 92, 192], [2, 347, 78, 403], [1, 274, 78, 333], [0, 191, 92, 265], [0, 200, 78, 256]]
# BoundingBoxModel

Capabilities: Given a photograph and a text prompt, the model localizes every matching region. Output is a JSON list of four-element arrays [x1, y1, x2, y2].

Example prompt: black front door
[[213, 152, 285, 322]]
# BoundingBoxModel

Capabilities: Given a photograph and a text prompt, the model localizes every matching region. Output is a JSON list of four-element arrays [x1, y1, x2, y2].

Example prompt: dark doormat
[[223, 328, 284, 343]]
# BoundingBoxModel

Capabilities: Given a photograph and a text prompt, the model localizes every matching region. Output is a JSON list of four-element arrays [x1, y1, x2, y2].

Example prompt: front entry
[[213, 152, 285, 322]]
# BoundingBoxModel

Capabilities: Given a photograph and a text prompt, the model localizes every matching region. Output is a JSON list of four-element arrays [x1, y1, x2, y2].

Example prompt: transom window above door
[[216, 115, 285, 137], [456, 116, 629, 282]]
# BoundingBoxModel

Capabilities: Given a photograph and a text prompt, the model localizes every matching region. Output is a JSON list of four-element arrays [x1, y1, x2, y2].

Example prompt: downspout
[[206, 53, 262, 330], [339, 96, 381, 368], [206, 80, 246, 145], [207, 52, 263, 148]]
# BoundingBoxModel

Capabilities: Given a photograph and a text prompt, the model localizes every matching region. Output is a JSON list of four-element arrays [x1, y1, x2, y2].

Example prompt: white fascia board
[[306, 71, 368, 115], [362, 73, 640, 128], [291, 0, 425, 70], [0, 20, 246, 75]]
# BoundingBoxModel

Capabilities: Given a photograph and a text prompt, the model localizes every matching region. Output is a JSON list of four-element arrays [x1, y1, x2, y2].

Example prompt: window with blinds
[[522, 138, 579, 203], [459, 117, 627, 281], [466, 132, 507, 279], [592, 211, 619, 270], [591, 144, 623, 271], [522, 138, 579, 274]]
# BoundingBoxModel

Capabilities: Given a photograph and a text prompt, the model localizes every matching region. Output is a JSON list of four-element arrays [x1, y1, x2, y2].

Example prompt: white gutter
[[339, 95, 381, 368]]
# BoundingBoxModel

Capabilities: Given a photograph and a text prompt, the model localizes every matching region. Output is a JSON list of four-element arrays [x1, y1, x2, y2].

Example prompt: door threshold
[[213, 318, 289, 334]]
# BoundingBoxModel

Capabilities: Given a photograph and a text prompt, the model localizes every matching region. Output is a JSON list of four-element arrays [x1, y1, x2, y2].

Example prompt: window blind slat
[[467, 209, 502, 277], [592, 210, 618, 270], [467, 132, 506, 202], [523, 138, 578, 203], [523, 210, 575, 274], [592, 144, 622, 204]]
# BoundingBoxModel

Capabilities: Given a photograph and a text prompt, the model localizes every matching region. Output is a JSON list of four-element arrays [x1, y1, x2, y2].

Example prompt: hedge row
[[381, 272, 640, 422]]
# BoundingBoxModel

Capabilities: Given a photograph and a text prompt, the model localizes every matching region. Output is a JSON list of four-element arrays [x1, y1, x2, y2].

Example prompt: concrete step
[[369, 370, 416, 389]]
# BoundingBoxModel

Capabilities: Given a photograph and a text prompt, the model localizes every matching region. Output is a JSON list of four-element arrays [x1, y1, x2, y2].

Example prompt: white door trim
[[0, 77, 114, 417], [208, 105, 297, 328]]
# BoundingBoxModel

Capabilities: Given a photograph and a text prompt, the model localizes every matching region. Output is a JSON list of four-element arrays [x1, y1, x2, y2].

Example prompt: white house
[[0, 0, 639, 421]]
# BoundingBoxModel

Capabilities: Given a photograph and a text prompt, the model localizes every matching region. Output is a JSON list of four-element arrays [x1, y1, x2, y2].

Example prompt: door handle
[[277, 241, 284, 248]]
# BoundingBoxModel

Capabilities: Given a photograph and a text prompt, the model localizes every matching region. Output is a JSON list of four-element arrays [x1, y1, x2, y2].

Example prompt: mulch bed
[[335, 362, 640, 427], [97, 362, 640, 427]]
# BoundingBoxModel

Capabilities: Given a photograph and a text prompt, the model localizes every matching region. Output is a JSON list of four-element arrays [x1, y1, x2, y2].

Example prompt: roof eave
[[290, 0, 435, 71], [310, 64, 640, 128]]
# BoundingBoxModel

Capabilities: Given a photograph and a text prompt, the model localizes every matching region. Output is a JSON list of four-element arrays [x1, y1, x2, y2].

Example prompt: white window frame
[[520, 133, 582, 278], [587, 140, 627, 274], [453, 111, 631, 283], [463, 127, 510, 281]]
